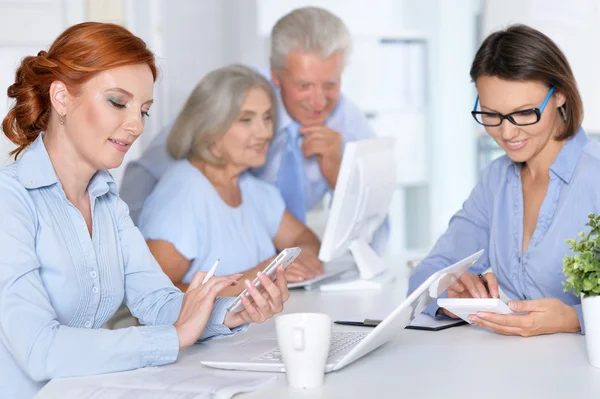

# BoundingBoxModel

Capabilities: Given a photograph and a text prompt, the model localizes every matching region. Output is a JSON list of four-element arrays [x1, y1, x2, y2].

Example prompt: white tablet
[[437, 298, 515, 325], [226, 247, 301, 313]]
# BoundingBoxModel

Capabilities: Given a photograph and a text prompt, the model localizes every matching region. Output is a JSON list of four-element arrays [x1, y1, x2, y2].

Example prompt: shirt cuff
[[138, 325, 180, 367], [423, 291, 450, 319], [197, 297, 249, 342], [574, 304, 585, 335]]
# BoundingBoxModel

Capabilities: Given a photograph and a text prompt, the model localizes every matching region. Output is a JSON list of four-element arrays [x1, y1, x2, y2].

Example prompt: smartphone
[[226, 247, 301, 313]]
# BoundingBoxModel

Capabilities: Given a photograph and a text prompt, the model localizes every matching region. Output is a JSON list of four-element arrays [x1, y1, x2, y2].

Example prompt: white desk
[[39, 271, 600, 399]]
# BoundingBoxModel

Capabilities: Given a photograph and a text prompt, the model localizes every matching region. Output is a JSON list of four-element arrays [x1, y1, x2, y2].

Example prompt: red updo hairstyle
[[2, 22, 158, 159]]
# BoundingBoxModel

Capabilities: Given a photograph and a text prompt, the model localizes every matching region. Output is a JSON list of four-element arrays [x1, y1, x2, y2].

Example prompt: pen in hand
[[202, 259, 220, 285], [477, 273, 495, 298]]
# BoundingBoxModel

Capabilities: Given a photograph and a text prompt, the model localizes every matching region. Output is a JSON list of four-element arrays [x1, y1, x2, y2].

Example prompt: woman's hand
[[224, 265, 290, 328], [174, 271, 242, 350], [273, 210, 323, 282], [439, 272, 499, 318], [285, 250, 323, 282], [469, 298, 581, 336]]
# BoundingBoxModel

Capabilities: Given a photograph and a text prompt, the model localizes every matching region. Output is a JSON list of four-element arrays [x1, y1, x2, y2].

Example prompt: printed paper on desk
[[36, 366, 276, 399]]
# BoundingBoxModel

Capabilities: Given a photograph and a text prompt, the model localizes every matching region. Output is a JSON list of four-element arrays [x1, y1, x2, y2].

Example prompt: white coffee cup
[[275, 313, 332, 389]]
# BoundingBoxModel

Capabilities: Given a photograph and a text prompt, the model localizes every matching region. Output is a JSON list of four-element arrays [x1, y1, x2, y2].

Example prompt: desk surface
[[40, 271, 600, 399]]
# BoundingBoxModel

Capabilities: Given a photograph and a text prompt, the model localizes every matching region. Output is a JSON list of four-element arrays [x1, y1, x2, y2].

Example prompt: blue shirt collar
[[16, 133, 117, 197], [510, 127, 588, 184], [274, 86, 295, 133], [550, 127, 588, 183]]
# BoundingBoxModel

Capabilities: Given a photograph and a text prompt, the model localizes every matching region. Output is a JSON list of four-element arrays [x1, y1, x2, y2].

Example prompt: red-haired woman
[[0, 22, 290, 398]]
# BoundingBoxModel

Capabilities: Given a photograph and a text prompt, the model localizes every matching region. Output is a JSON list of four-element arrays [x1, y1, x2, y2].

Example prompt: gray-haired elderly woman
[[137, 64, 323, 295]]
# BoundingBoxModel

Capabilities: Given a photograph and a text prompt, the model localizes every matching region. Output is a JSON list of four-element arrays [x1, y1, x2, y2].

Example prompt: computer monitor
[[318, 136, 397, 291]]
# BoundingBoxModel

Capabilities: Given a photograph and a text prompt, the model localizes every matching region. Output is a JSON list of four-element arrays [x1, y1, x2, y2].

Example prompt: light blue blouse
[[409, 128, 600, 333], [0, 134, 242, 399], [138, 160, 286, 282]]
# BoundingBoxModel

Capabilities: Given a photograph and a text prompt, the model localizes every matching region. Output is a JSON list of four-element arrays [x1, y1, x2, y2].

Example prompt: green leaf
[[563, 213, 600, 297]]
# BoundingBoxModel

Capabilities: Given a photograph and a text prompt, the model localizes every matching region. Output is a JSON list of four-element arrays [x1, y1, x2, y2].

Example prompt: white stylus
[[202, 259, 220, 285]]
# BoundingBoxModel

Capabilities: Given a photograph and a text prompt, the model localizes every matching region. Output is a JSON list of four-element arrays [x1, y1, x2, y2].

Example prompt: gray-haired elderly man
[[120, 6, 388, 251]]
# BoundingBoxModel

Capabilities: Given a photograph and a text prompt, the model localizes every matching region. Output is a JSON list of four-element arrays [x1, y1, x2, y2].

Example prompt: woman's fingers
[[175, 276, 240, 349], [240, 295, 263, 321], [244, 278, 271, 318], [188, 273, 242, 297], [190, 276, 240, 304], [459, 274, 489, 298], [275, 265, 290, 302], [448, 273, 496, 299], [257, 271, 283, 313], [449, 279, 465, 295], [228, 266, 290, 326], [188, 271, 207, 291], [483, 273, 500, 298]]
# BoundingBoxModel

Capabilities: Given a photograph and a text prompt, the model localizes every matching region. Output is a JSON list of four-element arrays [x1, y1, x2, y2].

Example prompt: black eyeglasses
[[471, 87, 555, 127]]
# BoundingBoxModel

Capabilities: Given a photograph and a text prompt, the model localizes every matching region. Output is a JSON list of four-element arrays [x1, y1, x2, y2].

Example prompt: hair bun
[[2, 21, 157, 159], [6, 82, 19, 98]]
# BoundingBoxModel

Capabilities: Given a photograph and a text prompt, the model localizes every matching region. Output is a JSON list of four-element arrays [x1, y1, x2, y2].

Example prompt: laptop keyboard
[[253, 331, 370, 362]]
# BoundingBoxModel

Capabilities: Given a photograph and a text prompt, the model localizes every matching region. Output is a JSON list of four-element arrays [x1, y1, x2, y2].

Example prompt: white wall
[[0, 0, 84, 165], [128, 0, 260, 136], [256, 0, 404, 37], [403, 0, 481, 243]]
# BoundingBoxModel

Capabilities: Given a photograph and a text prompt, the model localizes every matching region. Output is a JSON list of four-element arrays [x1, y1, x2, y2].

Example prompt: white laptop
[[201, 249, 484, 373]]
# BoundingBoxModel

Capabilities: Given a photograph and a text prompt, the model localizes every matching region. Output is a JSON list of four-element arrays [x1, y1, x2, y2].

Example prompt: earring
[[58, 113, 66, 125], [559, 106, 567, 122]]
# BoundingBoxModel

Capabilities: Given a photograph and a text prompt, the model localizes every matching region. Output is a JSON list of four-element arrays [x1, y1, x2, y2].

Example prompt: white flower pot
[[581, 294, 600, 368]]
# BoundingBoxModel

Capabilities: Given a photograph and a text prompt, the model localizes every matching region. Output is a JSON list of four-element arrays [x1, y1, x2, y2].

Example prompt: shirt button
[[84, 321, 92, 328], [92, 286, 99, 294], [90, 271, 97, 279]]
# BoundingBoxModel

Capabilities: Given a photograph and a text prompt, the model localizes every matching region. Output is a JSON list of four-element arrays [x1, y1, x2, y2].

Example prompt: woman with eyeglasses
[[408, 24, 598, 336]]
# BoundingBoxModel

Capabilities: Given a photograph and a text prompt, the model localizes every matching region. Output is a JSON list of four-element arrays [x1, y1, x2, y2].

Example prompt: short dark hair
[[470, 24, 582, 141]]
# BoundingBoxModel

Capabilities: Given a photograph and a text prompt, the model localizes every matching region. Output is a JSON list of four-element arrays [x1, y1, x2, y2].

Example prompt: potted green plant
[[563, 213, 600, 368]]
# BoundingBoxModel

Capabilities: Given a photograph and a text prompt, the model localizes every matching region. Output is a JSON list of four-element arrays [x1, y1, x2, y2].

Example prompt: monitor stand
[[318, 238, 394, 291]]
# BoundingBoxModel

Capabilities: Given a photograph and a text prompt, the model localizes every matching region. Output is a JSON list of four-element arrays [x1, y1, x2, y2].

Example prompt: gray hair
[[167, 64, 276, 164], [270, 7, 351, 72]]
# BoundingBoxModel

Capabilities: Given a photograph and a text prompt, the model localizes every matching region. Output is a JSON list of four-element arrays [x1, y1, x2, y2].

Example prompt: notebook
[[406, 313, 467, 331], [333, 313, 466, 331]]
